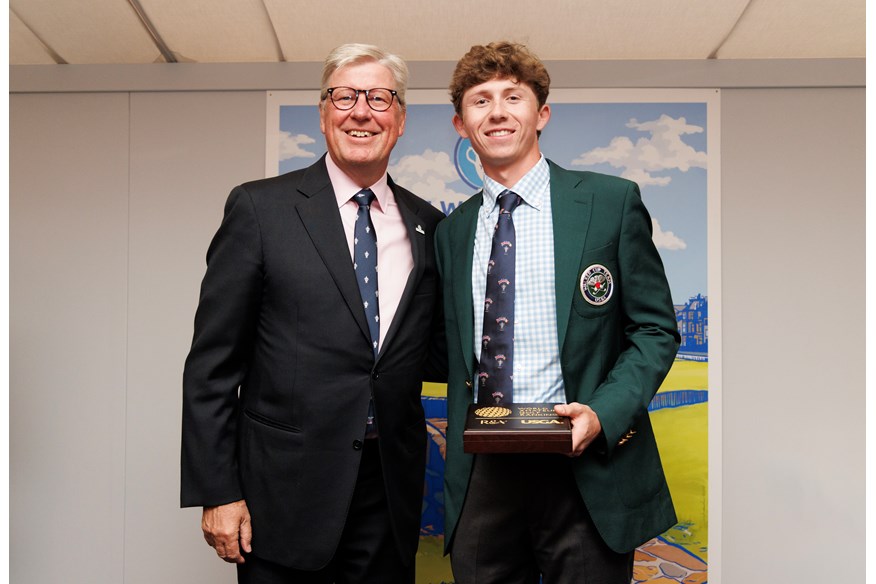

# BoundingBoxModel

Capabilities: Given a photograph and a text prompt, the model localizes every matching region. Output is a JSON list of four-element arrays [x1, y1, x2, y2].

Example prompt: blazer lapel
[[450, 193, 481, 378], [549, 161, 593, 352], [296, 157, 372, 345], [377, 181, 426, 360]]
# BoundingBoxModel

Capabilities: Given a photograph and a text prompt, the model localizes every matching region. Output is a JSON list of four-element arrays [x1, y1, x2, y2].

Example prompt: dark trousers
[[238, 439, 413, 584], [450, 453, 634, 584]]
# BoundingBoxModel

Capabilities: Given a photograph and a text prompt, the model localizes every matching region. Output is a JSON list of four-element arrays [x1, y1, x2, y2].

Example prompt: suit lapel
[[549, 161, 593, 351], [451, 193, 481, 377], [378, 181, 425, 360], [296, 157, 372, 345]]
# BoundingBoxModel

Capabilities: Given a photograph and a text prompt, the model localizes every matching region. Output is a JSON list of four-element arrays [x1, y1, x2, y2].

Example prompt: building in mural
[[675, 294, 708, 360]]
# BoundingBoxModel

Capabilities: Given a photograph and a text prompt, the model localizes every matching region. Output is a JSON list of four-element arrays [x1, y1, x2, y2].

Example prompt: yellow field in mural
[[653, 360, 709, 562]]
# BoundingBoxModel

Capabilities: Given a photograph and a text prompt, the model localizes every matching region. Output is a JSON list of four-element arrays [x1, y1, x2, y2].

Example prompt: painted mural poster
[[267, 89, 719, 584]]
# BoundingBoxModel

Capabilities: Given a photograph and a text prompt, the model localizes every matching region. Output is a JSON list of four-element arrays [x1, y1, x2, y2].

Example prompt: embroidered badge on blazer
[[580, 264, 614, 306]]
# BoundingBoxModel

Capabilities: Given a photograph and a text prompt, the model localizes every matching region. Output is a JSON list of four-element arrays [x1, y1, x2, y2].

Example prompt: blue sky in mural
[[277, 101, 708, 304]]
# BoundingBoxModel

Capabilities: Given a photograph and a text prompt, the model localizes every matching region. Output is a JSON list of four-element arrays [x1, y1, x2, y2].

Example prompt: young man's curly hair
[[449, 41, 551, 116]]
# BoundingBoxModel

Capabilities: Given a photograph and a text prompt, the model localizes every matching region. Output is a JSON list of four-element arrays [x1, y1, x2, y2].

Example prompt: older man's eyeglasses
[[325, 87, 398, 112]]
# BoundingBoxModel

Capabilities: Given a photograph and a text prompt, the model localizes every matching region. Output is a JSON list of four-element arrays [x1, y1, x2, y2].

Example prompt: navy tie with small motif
[[478, 190, 521, 405], [354, 188, 379, 435]]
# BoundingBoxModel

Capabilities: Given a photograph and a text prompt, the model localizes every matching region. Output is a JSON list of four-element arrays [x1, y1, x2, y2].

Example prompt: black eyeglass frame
[[325, 87, 399, 112]]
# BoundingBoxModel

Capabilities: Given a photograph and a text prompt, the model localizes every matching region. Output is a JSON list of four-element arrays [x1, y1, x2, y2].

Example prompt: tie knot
[[497, 190, 521, 215], [354, 188, 376, 209]]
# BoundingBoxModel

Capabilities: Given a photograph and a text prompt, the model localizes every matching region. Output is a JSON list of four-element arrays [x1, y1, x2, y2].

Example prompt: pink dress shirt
[[326, 155, 414, 353]]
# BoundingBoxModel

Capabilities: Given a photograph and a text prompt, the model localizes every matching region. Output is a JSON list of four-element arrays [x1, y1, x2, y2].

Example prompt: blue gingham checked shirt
[[472, 156, 566, 404]]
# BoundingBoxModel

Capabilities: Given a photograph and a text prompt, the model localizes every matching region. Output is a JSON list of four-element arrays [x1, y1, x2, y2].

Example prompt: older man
[[181, 43, 445, 584]]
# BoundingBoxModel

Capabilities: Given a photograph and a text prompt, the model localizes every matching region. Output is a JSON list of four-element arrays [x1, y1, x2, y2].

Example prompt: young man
[[181, 44, 446, 584], [435, 41, 680, 584]]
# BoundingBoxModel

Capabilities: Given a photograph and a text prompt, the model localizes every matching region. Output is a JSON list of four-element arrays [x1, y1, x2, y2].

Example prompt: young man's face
[[320, 61, 406, 186], [452, 76, 550, 183]]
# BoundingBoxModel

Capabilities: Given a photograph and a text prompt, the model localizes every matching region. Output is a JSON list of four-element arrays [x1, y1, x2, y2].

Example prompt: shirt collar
[[481, 155, 549, 215], [326, 154, 391, 213]]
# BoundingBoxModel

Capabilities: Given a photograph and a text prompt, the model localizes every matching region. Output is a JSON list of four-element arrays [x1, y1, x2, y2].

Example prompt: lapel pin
[[415, 225, 426, 235]]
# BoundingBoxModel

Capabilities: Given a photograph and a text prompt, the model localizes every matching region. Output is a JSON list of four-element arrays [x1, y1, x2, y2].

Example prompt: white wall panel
[[10, 93, 130, 583], [125, 91, 266, 584], [721, 88, 865, 582]]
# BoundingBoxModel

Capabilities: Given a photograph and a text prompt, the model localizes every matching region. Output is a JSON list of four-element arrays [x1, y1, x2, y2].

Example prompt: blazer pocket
[[243, 408, 302, 434], [239, 409, 304, 497], [572, 243, 620, 319]]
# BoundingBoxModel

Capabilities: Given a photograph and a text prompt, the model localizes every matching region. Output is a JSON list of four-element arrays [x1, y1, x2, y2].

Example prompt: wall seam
[[122, 90, 132, 584]]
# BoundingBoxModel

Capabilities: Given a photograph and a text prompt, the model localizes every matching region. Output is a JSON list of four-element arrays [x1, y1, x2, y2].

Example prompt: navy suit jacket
[[181, 156, 446, 569]]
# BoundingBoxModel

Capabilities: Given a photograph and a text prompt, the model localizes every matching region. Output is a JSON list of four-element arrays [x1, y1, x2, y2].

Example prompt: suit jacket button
[[372, 371, 380, 380], [352, 440, 363, 451]]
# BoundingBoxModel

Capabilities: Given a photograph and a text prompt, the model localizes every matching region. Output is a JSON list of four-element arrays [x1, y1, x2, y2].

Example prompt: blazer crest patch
[[580, 264, 614, 306]]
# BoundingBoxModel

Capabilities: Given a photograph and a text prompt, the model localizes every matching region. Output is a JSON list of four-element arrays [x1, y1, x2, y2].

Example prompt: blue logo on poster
[[454, 137, 484, 189]]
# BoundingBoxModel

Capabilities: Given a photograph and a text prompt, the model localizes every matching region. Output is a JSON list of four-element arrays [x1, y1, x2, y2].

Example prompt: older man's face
[[320, 61, 406, 186]]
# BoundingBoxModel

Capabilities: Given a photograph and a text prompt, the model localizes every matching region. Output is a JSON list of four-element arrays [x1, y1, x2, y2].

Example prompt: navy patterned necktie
[[353, 188, 380, 357], [354, 188, 380, 436], [478, 190, 521, 405]]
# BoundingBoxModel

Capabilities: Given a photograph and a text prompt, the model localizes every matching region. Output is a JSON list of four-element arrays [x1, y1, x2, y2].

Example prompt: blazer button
[[352, 440, 363, 451], [372, 371, 380, 380]]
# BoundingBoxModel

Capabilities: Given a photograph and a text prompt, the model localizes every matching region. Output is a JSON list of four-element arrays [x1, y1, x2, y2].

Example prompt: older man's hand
[[202, 499, 252, 563]]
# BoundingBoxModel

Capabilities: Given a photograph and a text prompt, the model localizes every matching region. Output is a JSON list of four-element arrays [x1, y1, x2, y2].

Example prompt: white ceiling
[[9, 0, 865, 65]]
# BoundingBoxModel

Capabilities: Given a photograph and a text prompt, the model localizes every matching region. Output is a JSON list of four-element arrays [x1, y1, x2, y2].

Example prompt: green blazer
[[434, 161, 680, 554]]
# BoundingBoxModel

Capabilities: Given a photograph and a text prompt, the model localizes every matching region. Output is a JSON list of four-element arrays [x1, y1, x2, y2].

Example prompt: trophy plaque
[[463, 403, 572, 454]]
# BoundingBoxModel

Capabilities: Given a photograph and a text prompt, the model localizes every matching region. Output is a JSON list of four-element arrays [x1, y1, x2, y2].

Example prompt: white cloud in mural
[[391, 149, 457, 181], [572, 114, 706, 187], [652, 218, 687, 250], [623, 168, 672, 187], [279, 131, 317, 161], [390, 149, 471, 210]]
